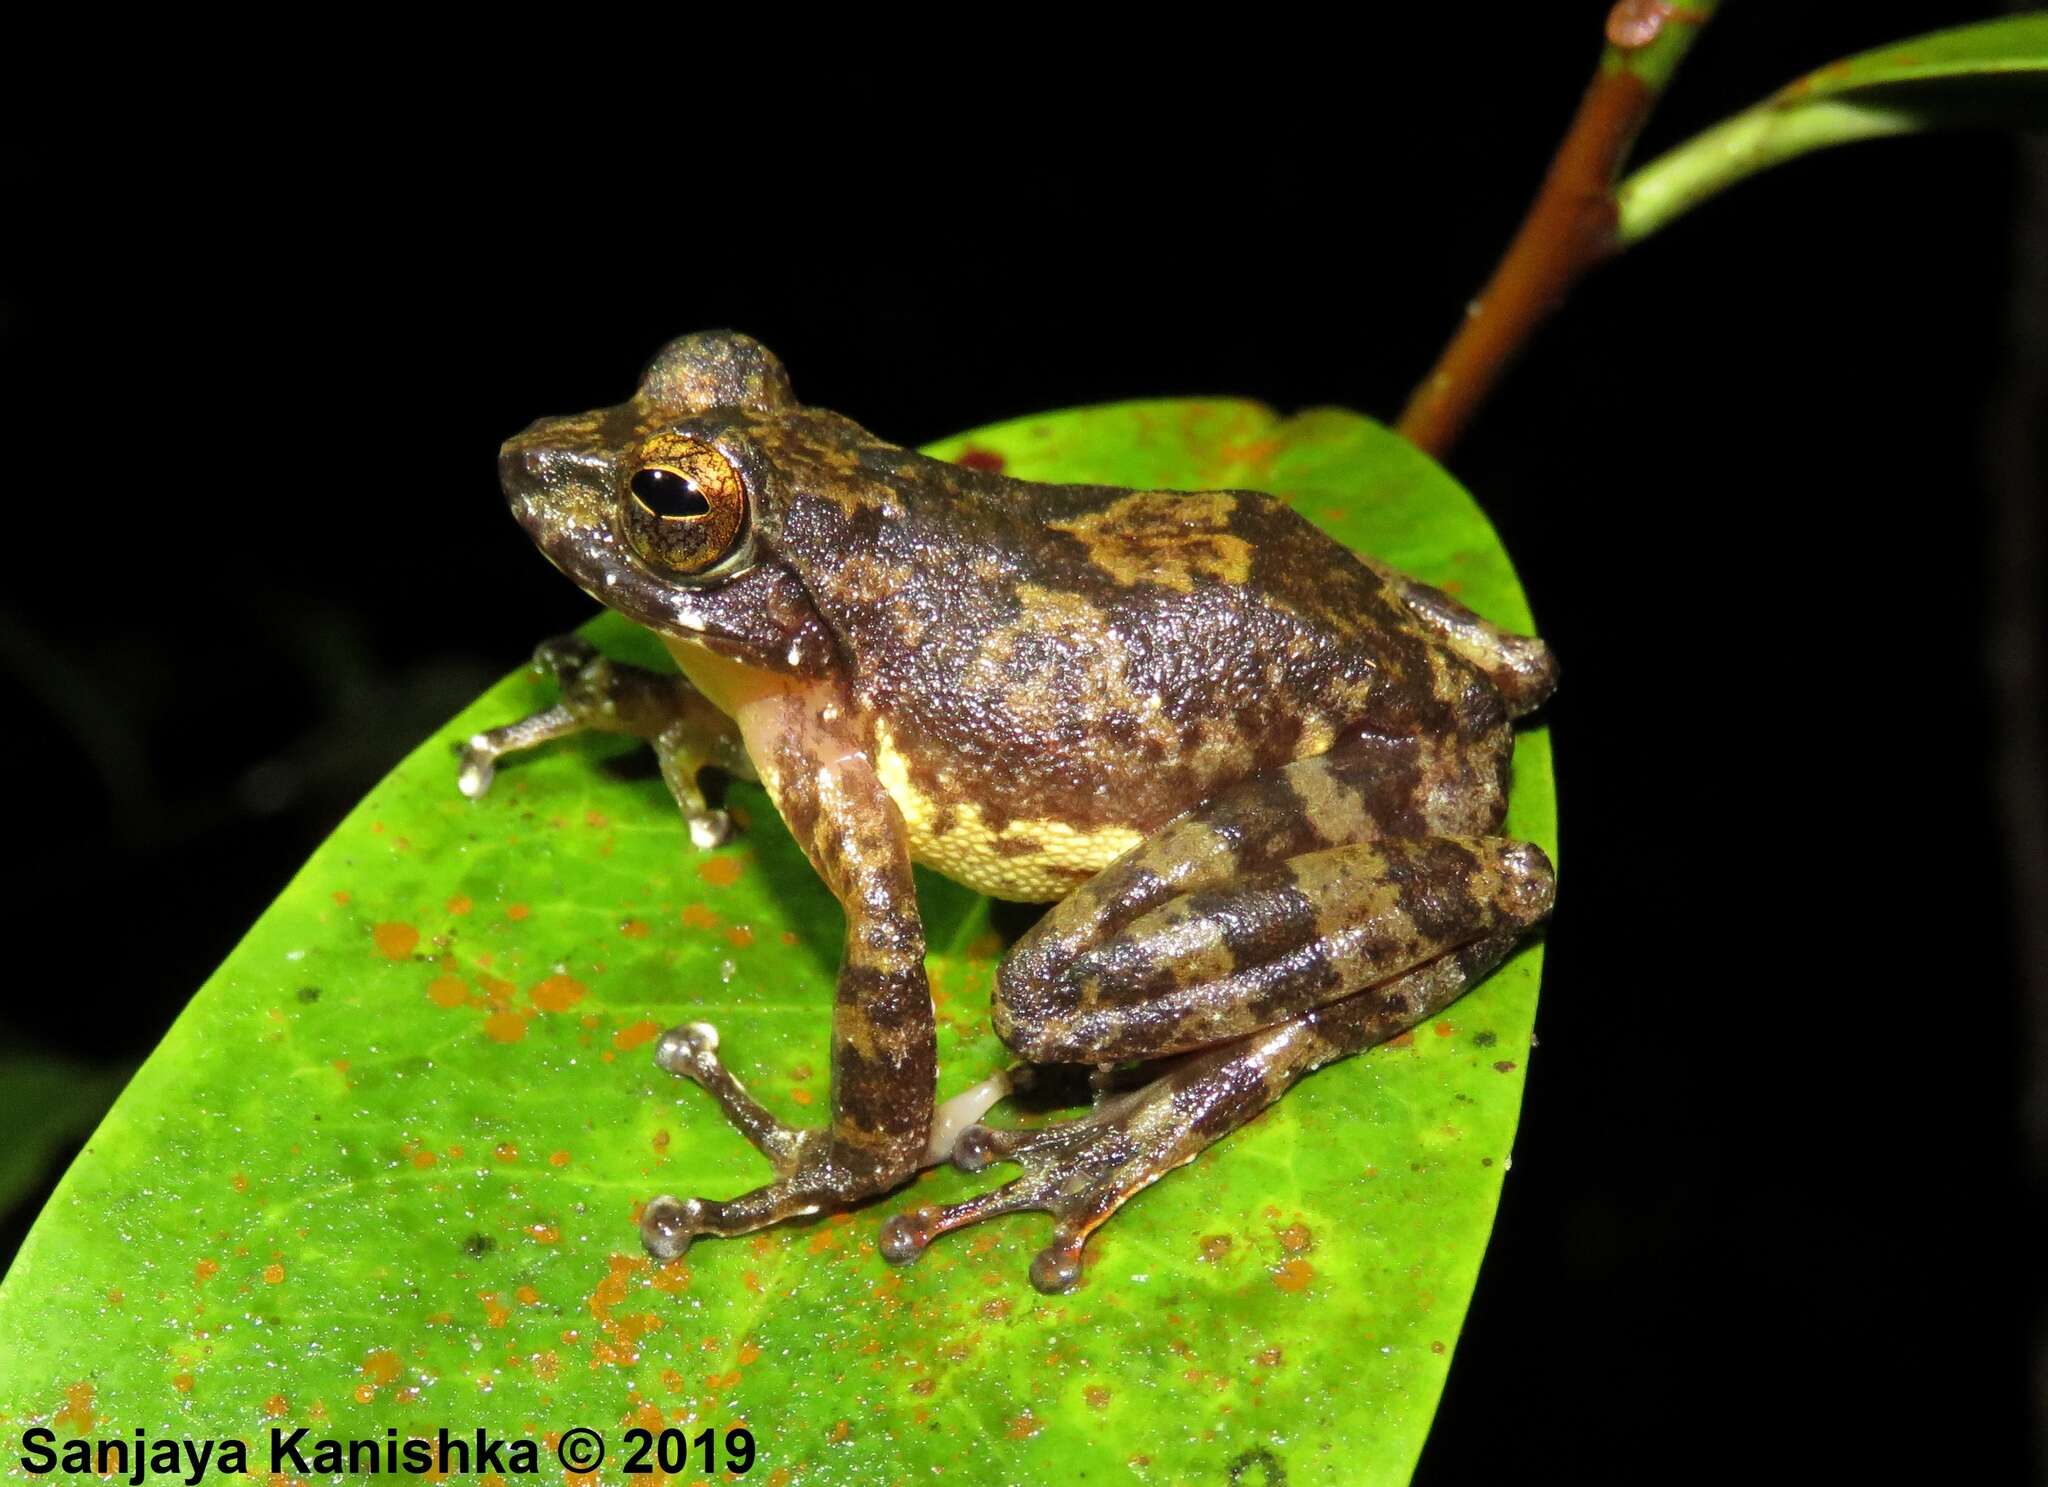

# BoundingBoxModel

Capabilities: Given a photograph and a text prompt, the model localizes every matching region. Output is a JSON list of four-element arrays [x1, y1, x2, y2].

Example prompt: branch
[[1397, 1, 1719, 459]]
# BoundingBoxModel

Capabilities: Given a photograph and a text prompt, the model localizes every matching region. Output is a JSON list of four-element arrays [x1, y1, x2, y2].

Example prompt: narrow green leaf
[[0, 401, 1553, 1484], [1618, 14, 2048, 245]]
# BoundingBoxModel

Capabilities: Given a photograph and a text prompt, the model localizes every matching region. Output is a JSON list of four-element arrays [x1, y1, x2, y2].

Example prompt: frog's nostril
[[498, 442, 543, 489]]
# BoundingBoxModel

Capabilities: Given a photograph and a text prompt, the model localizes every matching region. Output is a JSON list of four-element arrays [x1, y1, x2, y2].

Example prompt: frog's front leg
[[879, 738, 1553, 1291], [639, 684, 937, 1258], [458, 636, 753, 848]]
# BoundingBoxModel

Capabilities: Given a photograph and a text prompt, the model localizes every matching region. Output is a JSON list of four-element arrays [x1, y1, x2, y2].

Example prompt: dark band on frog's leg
[[1000, 732, 1512, 1041], [883, 923, 1534, 1291], [457, 634, 750, 847], [1002, 835, 1554, 1063]]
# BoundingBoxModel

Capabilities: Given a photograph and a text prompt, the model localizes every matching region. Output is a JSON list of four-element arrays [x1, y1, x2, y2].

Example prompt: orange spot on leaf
[[1271, 1258, 1315, 1293], [530, 974, 586, 1013], [696, 855, 745, 889], [483, 1010, 529, 1043], [373, 922, 420, 960], [613, 1019, 660, 1051], [54, 1381, 95, 1433]]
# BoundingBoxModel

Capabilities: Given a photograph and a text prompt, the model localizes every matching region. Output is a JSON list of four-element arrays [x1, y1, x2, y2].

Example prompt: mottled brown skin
[[470, 331, 1558, 1291]]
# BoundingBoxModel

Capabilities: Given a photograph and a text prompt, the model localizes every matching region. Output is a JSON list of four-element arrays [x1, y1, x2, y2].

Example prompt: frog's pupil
[[631, 467, 711, 519]]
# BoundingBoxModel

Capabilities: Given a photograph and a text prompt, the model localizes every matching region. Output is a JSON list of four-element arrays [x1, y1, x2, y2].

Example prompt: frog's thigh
[[999, 834, 1551, 1064], [996, 734, 1530, 1064]]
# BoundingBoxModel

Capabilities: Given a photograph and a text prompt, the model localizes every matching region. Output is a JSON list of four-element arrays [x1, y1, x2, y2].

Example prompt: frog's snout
[[498, 413, 617, 504], [497, 431, 574, 504], [497, 439, 542, 491]]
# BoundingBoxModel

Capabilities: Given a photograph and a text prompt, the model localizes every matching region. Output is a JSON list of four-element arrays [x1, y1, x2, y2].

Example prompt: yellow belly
[[871, 720, 1142, 903]]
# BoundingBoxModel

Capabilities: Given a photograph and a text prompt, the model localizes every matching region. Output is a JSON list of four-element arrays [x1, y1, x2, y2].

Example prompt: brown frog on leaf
[[464, 332, 1556, 1292]]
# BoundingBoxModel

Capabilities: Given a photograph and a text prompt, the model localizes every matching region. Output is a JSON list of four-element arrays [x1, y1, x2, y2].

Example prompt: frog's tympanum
[[468, 332, 1557, 1292]]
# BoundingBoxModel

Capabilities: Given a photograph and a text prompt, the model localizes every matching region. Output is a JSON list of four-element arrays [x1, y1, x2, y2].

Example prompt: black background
[[6, 5, 2041, 1480]]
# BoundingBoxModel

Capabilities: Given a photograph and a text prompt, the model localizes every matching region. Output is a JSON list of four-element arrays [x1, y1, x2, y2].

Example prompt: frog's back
[[792, 457, 1513, 899]]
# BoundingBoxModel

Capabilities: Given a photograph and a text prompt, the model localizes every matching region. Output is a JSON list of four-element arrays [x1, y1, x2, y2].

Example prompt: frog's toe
[[530, 634, 600, 683], [879, 1172, 1117, 1294], [686, 809, 735, 851], [881, 1110, 1162, 1292], [456, 739, 498, 799], [639, 1194, 711, 1260], [949, 1120, 1032, 1173], [653, 1020, 722, 1076]]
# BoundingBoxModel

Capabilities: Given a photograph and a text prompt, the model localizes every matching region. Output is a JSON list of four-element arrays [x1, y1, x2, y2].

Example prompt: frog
[[465, 331, 1557, 1292]]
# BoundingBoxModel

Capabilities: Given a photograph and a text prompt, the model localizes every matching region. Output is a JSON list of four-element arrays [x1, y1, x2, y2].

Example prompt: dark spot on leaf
[[297, 987, 321, 1003], [464, 1233, 495, 1259], [1229, 1447, 1286, 1486], [1472, 1030, 1497, 1047]]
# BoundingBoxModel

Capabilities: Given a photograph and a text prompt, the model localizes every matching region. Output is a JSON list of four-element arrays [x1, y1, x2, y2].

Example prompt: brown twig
[[1397, 2, 1719, 459]]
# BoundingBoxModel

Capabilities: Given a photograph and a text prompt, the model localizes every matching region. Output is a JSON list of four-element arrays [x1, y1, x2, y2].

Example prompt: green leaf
[[1617, 14, 2048, 245], [0, 400, 1554, 1485]]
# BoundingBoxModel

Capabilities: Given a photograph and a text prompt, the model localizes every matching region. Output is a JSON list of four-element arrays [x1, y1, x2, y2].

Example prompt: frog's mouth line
[[530, 525, 784, 669]]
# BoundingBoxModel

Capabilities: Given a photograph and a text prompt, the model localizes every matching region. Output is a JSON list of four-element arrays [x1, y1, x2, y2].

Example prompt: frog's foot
[[877, 1079, 1184, 1292], [881, 921, 1539, 1293], [456, 635, 751, 849], [638, 1020, 900, 1259]]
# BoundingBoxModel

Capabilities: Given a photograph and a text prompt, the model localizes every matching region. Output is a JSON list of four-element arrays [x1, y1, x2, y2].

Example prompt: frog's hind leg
[[878, 736, 1551, 1290], [458, 635, 752, 848], [881, 924, 1532, 1292]]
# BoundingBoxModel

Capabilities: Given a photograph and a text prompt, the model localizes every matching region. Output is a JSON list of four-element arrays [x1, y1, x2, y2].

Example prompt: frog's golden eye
[[621, 437, 747, 575]]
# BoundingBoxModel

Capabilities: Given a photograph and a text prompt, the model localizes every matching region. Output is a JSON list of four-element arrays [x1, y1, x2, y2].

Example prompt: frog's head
[[498, 331, 837, 674]]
